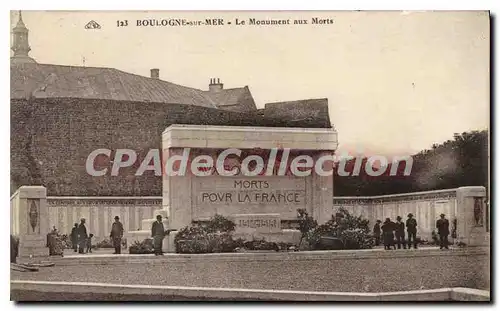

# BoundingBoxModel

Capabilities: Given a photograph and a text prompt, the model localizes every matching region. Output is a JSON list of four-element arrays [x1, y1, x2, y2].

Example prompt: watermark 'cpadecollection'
[[86, 148, 414, 178]]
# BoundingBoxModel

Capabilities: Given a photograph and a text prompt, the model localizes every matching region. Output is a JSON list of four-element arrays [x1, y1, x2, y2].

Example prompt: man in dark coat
[[395, 216, 406, 249], [436, 213, 450, 250], [70, 223, 78, 252], [77, 218, 88, 254], [110, 216, 124, 254], [406, 213, 418, 249], [151, 215, 166, 255], [381, 218, 395, 250], [373, 220, 382, 246]]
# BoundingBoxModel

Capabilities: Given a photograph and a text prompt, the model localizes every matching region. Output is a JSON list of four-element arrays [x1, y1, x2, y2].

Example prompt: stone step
[[126, 230, 151, 244]]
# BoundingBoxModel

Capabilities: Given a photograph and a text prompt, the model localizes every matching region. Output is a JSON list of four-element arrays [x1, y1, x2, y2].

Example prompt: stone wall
[[331, 187, 487, 242], [46, 197, 161, 242], [11, 98, 331, 197], [43, 186, 487, 244], [331, 188, 458, 240]]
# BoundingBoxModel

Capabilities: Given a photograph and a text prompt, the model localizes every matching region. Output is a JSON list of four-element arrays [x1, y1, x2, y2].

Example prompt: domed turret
[[11, 11, 36, 64]]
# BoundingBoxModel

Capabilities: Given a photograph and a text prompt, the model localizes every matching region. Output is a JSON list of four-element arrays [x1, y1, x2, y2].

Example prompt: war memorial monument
[[9, 11, 490, 301]]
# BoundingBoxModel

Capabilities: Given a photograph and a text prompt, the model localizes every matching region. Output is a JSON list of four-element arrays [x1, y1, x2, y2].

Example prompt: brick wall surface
[[11, 98, 331, 196]]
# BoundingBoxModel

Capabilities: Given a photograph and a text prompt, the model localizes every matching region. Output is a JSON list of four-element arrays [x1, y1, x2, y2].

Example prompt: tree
[[334, 130, 488, 196]]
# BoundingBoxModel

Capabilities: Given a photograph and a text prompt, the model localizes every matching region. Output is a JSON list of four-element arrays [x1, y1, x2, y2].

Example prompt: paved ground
[[61, 245, 441, 257], [11, 290, 266, 301], [11, 246, 489, 293], [63, 248, 115, 256]]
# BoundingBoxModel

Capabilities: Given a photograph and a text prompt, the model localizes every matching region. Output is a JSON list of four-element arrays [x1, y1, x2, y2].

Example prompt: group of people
[[69, 218, 91, 254], [69, 216, 124, 254], [46, 214, 168, 256], [373, 213, 451, 250], [66, 214, 168, 255]]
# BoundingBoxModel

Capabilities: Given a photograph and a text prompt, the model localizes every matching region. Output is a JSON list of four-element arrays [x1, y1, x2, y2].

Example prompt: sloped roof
[[10, 62, 221, 108], [204, 86, 257, 112], [205, 87, 245, 107]]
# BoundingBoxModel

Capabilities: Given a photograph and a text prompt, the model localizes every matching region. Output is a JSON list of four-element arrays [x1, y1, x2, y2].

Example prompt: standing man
[[373, 220, 382, 246], [70, 223, 78, 252], [395, 216, 406, 249], [436, 213, 450, 250], [381, 218, 395, 250], [77, 218, 88, 254], [110, 216, 124, 254], [406, 213, 418, 249], [151, 215, 165, 256]]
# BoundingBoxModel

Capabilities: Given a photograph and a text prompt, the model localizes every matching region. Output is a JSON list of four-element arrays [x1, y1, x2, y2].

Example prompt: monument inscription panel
[[191, 176, 308, 220], [232, 213, 282, 234]]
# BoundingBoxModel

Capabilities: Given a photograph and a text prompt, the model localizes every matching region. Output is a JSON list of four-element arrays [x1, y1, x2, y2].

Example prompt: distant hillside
[[334, 130, 489, 196]]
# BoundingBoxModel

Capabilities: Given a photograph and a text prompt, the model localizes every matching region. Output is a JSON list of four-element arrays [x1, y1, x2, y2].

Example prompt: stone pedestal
[[455, 186, 489, 246], [10, 186, 50, 263], [164, 125, 337, 252], [130, 124, 338, 253]]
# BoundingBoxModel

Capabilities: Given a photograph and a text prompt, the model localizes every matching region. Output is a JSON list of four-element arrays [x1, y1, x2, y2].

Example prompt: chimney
[[209, 78, 223, 92], [150, 68, 159, 79]]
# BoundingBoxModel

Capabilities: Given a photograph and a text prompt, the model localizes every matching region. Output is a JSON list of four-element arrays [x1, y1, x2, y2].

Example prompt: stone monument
[[128, 124, 338, 252], [10, 186, 50, 263]]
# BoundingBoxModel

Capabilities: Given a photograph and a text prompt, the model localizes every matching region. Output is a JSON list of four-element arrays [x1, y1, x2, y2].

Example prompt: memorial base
[[467, 227, 490, 247], [18, 236, 49, 264], [233, 229, 301, 245]]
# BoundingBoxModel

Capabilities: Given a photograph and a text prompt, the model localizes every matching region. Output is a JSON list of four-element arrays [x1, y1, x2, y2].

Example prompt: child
[[86, 233, 94, 253]]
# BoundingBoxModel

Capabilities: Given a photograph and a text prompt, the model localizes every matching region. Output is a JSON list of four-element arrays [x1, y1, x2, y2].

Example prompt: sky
[[10, 11, 490, 157]]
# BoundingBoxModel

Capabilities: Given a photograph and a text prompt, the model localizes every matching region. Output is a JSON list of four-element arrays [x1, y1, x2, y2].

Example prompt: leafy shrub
[[305, 207, 373, 250], [341, 228, 373, 249], [92, 238, 128, 249], [174, 214, 240, 254], [59, 234, 73, 249], [242, 239, 279, 251], [204, 214, 236, 233], [431, 230, 439, 245], [176, 232, 241, 254], [176, 239, 209, 254], [129, 239, 154, 254], [95, 238, 114, 249]]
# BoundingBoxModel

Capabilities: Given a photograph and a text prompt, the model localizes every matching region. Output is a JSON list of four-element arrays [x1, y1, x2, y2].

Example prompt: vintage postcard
[[10, 10, 490, 302]]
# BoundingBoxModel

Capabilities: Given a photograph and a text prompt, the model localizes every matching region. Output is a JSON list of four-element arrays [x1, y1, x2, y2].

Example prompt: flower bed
[[129, 239, 155, 254], [299, 208, 374, 250], [174, 215, 298, 254]]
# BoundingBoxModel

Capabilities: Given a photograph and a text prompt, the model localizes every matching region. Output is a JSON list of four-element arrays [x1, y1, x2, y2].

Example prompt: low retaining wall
[[12, 247, 490, 294], [332, 187, 488, 242], [10, 281, 490, 301], [46, 197, 162, 242], [42, 186, 487, 246]]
